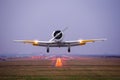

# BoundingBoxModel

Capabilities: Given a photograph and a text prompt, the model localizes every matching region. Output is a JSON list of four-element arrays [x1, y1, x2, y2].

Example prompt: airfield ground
[[0, 56, 120, 80]]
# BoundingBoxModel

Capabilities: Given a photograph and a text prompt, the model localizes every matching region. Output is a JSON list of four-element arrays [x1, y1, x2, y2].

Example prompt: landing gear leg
[[47, 46, 49, 53], [68, 45, 71, 53]]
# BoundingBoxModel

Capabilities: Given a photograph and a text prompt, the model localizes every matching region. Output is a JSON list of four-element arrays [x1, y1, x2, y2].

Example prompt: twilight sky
[[0, 0, 120, 55]]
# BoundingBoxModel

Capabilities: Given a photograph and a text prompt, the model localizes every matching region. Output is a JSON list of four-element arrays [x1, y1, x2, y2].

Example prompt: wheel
[[47, 47, 49, 53], [68, 47, 70, 53]]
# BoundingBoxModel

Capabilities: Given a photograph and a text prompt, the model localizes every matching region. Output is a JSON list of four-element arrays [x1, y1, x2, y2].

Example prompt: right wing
[[14, 40, 53, 46]]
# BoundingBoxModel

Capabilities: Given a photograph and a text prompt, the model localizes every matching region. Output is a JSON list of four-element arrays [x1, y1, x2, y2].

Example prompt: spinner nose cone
[[52, 30, 63, 41]]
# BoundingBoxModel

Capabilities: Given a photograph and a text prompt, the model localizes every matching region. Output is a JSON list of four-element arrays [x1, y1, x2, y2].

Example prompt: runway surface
[[0, 56, 120, 80]]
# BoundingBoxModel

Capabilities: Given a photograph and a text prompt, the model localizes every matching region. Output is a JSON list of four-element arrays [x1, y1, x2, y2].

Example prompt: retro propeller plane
[[14, 27, 106, 53]]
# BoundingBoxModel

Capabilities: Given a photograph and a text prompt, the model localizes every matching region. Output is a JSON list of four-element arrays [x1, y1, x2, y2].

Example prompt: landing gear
[[47, 46, 49, 53], [68, 45, 71, 53]]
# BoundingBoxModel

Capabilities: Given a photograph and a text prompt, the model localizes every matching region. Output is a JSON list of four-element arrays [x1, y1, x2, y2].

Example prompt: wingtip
[[102, 38, 107, 41], [13, 40, 18, 42], [13, 40, 24, 43]]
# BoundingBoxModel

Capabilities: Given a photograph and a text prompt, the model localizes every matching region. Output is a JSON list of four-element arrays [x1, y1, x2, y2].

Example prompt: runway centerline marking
[[55, 58, 63, 67]]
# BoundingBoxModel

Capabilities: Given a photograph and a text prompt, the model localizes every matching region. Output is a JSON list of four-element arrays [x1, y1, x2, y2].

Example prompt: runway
[[0, 56, 120, 80]]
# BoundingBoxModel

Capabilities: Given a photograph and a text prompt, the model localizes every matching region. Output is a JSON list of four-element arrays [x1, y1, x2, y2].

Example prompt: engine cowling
[[52, 30, 63, 42]]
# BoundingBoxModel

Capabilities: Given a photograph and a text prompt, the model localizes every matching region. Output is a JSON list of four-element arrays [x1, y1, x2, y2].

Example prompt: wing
[[14, 40, 53, 46], [14, 40, 66, 47], [14, 38, 106, 47], [64, 38, 107, 46], [14, 40, 78, 47]]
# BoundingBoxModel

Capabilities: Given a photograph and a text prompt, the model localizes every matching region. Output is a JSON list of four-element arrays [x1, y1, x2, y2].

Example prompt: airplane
[[14, 27, 106, 53]]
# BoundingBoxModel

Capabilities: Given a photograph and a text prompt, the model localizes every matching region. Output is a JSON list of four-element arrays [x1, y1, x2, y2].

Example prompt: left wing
[[64, 38, 106, 46]]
